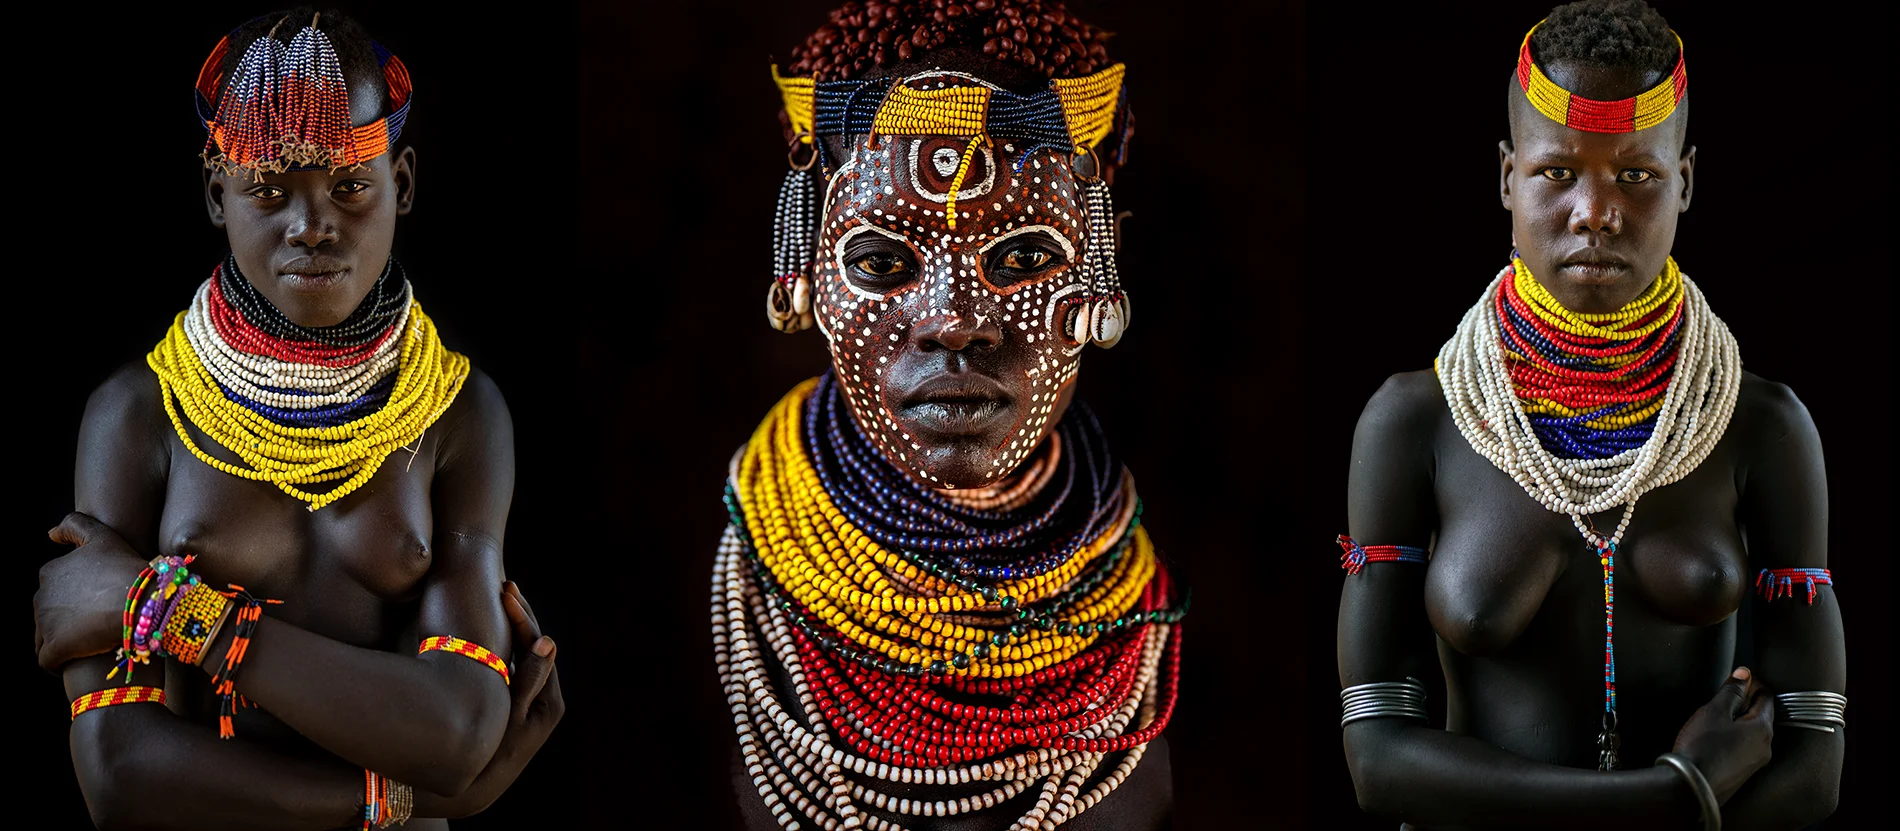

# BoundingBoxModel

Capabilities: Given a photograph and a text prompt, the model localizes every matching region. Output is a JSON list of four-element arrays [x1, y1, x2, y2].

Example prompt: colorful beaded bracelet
[[71, 686, 167, 720], [1337, 535, 1429, 575], [1757, 568, 1834, 605], [419, 636, 510, 684]]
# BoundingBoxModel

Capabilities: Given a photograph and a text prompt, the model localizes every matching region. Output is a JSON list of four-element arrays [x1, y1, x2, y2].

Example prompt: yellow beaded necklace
[[734, 380, 1154, 678], [147, 298, 468, 511]]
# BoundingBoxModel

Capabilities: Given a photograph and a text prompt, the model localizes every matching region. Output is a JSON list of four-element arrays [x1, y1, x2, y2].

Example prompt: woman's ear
[[393, 146, 418, 216], [204, 167, 227, 229]]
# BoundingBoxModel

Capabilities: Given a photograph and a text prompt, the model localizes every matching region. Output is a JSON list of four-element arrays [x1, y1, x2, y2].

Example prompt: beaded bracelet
[[419, 636, 510, 684], [70, 686, 167, 720], [209, 586, 282, 739], [361, 771, 415, 829], [159, 582, 235, 666]]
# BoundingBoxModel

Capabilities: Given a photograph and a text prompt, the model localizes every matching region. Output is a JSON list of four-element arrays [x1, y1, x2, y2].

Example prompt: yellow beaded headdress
[[1516, 20, 1686, 134], [765, 63, 1135, 346]]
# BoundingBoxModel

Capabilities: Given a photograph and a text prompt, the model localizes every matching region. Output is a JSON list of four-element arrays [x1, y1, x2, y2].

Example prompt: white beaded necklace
[[181, 278, 413, 408], [713, 529, 1165, 830], [1436, 264, 1741, 551]]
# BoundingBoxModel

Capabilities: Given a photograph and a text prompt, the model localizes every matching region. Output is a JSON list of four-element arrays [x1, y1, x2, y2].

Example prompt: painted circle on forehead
[[906, 137, 996, 204]]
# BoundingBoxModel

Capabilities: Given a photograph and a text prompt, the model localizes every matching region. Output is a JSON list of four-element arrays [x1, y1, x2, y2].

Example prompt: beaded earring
[[1071, 148, 1129, 348], [767, 135, 819, 333]]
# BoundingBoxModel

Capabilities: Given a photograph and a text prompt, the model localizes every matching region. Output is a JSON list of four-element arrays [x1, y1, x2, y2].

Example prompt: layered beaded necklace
[[1436, 257, 1740, 769], [148, 257, 468, 511], [716, 376, 1186, 828]]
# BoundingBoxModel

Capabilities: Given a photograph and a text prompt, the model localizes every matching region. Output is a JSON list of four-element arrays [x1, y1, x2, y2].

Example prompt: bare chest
[[158, 425, 440, 647], [1425, 432, 1748, 658]]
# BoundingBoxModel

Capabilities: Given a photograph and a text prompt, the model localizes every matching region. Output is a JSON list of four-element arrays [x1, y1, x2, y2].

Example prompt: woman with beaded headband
[[1336, 1, 1843, 828], [31, 9, 563, 827], [720, 2, 1183, 828]]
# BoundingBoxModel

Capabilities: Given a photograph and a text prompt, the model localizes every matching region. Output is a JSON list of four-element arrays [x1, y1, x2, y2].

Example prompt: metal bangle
[[1774, 691, 1847, 733], [1654, 752, 1721, 831], [378, 779, 414, 828], [1340, 677, 1428, 727]]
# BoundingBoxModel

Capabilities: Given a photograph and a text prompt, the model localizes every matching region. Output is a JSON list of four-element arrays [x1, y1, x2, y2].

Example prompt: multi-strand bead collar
[[1436, 257, 1740, 769], [147, 257, 468, 511], [717, 376, 1185, 828]]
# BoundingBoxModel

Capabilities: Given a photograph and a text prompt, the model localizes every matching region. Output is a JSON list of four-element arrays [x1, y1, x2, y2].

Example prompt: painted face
[[1503, 62, 1693, 314], [813, 78, 1093, 490]]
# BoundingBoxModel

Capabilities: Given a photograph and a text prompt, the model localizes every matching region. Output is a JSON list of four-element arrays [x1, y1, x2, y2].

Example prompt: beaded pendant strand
[[716, 377, 1185, 828], [148, 257, 468, 511], [1436, 257, 1740, 769]]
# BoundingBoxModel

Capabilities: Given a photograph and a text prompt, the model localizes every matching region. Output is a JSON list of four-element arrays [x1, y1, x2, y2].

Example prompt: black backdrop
[[13, 1, 1889, 828]]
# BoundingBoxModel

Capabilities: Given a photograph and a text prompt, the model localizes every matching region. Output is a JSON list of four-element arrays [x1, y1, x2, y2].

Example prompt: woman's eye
[[248, 186, 285, 199], [1000, 249, 1053, 270], [334, 181, 370, 194], [1539, 168, 1575, 182], [1618, 169, 1653, 184], [851, 253, 909, 277]]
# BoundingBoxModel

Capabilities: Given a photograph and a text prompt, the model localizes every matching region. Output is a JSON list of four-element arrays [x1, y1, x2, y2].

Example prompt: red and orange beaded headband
[[194, 15, 413, 177], [1516, 20, 1686, 134]]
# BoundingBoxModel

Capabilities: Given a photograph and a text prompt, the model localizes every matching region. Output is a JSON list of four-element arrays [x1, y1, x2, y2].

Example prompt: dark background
[[1298, 2, 1893, 829], [14, 0, 1889, 828]]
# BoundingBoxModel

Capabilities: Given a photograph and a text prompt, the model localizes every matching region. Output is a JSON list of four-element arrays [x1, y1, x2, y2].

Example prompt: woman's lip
[[901, 400, 1010, 437], [278, 271, 350, 292], [1557, 262, 1630, 283]]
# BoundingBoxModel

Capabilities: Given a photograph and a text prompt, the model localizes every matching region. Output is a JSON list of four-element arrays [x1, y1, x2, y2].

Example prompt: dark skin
[[729, 55, 1172, 831], [1338, 60, 1844, 830], [32, 62, 563, 830]]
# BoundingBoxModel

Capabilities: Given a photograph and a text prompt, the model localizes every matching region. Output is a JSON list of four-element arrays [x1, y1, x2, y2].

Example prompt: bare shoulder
[[1732, 370, 1818, 445], [435, 366, 514, 467], [1355, 369, 1445, 444], [79, 360, 170, 462]]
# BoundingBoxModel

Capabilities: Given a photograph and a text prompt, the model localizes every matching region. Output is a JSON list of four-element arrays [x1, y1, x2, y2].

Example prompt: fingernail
[[532, 637, 554, 657], [1731, 667, 1750, 681]]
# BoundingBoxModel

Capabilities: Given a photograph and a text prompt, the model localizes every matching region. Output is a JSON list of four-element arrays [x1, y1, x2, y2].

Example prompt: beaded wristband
[[1654, 752, 1721, 830], [1336, 535, 1428, 575], [419, 636, 510, 685], [159, 582, 234, 667], [210, 586, 282, 739], [70, 686, 167, 720], [1756, 568, 1832, 604]]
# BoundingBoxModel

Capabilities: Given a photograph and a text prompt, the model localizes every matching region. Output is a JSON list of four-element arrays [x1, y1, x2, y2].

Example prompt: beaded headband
[[1516, 20, 1686, 134], [195, 15, 413, 176], [773, 62, 1128, 168]]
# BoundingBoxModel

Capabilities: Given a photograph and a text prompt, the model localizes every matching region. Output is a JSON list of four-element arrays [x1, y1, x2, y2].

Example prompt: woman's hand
[[1671, 666, 1776, 804], [414, 580, 565, 818], [35, 512, 151, 672]]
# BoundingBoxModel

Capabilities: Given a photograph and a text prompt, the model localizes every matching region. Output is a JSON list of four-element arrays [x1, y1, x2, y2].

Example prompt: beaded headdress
[[1516, 20, 1686, 134], [194, 14, 413, 177], [766, 62, 1135, 346]]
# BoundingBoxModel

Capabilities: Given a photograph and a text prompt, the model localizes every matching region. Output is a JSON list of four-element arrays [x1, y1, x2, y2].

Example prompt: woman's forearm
[[198, 616, 509, 796], [1346, 720, 1700, 830], [1719, 729, 1842, 831], [65, 660, 360, 831]]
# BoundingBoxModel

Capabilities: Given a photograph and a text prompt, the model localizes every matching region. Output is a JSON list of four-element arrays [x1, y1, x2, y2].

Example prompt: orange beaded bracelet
[[418, 636, 509, 685]]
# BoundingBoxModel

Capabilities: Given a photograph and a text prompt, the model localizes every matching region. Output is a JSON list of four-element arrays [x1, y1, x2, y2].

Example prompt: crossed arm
[[43, 365, 562, 829], [1336, 373, 1842, 831]]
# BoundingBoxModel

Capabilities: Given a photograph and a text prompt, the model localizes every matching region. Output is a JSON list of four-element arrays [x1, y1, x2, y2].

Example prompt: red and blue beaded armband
[[1337, 535, 1429, 575], [418, 636, 510, 685], [1756, 568, 1833, 604]]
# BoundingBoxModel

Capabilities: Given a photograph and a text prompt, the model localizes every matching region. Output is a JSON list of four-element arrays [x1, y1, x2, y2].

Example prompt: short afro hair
[[1530, 0, 1678, 83]]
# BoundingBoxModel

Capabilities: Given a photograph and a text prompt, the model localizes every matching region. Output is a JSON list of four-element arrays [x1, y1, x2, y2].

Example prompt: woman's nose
[[1568, 179, 1624, 237], [912, 310, 1003, 352], [284, 200, 340, 248]]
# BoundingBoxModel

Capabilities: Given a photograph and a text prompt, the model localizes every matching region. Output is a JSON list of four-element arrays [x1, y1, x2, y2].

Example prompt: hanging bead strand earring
[[1075, 148, 1129, 348], [767, 134, 820, 333]]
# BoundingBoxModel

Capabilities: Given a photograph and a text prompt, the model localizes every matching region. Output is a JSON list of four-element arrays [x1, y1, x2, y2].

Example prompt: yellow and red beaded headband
[[1516, 20, 1686, 134]]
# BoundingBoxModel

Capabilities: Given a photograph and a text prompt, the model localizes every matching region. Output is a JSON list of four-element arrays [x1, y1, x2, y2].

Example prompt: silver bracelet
[[378, 779, 414, 828], [1774, 691, 1846, 733], [1340, 677, 1427, 727], [1654, 752, 1720, 831]]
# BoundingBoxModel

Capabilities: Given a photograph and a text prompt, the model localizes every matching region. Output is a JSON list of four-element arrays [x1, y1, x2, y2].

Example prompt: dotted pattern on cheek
[[814, 138, 1093, 484]]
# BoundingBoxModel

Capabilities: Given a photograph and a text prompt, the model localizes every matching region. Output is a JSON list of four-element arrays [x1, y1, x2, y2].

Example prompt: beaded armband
[[1337, 535, 1428, 575], [71, 686, 167, 720], [1756, 568, 1832, 604], [419, 636, 510, 685]]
